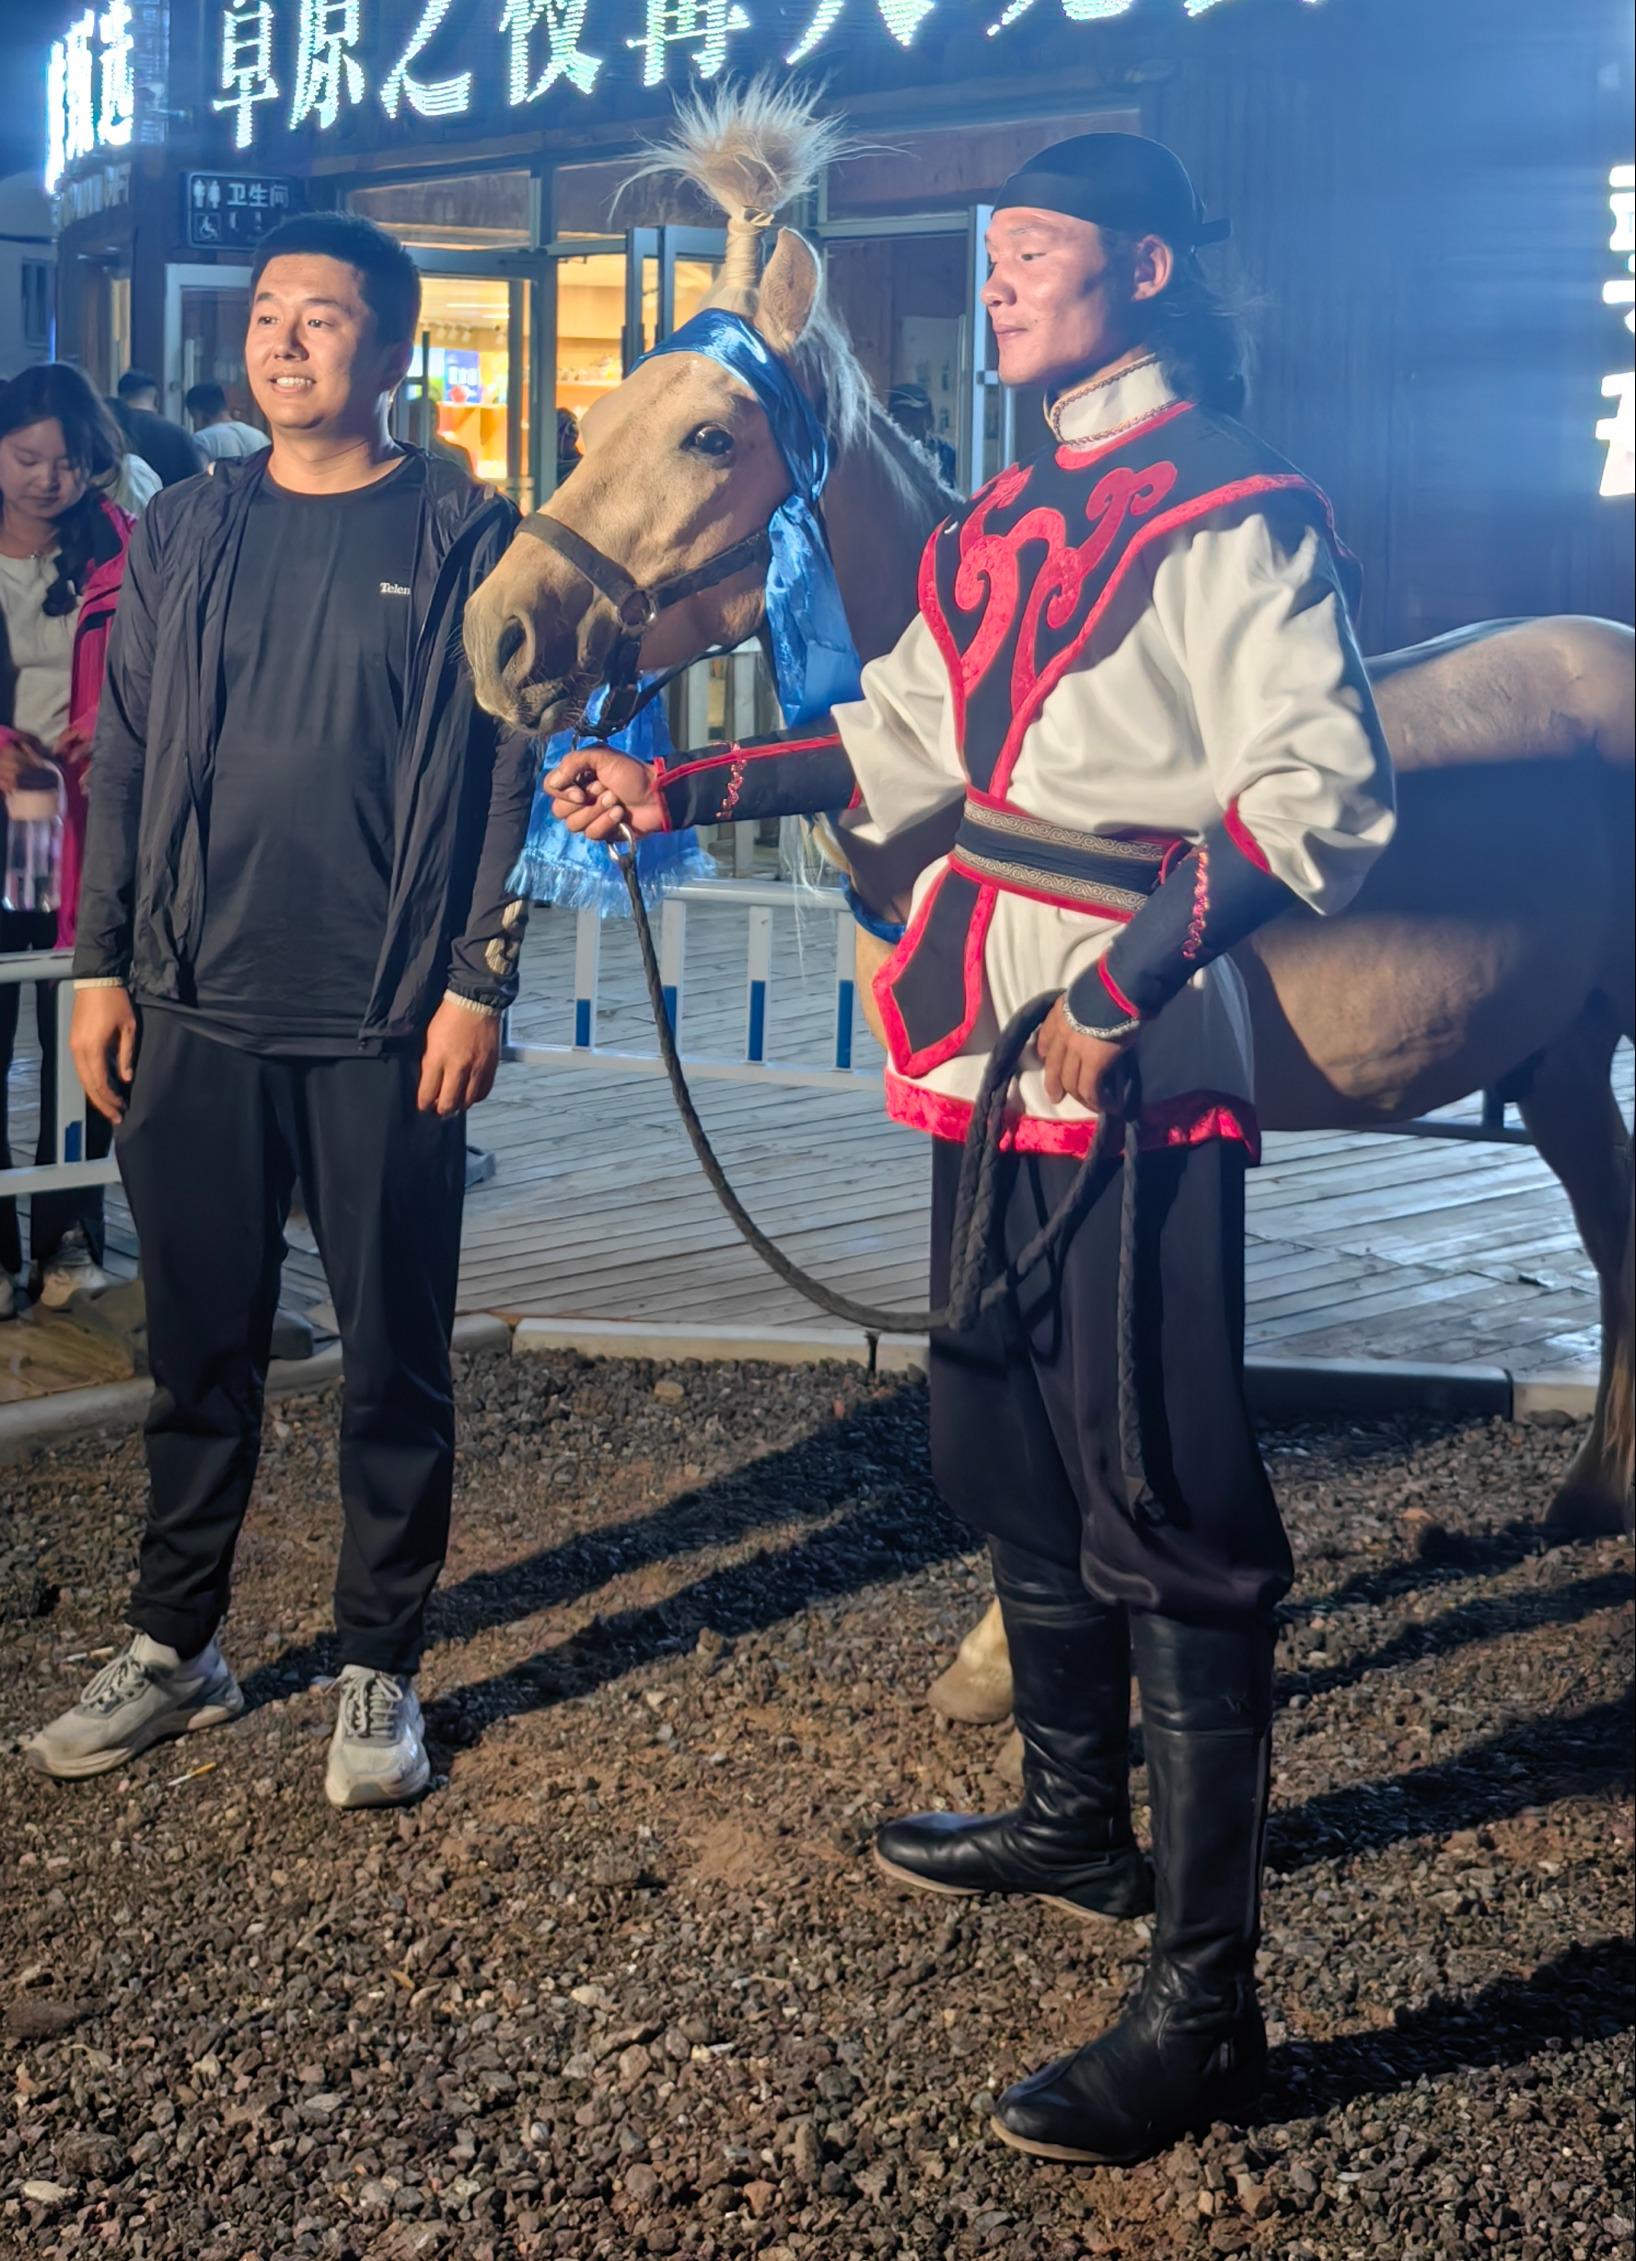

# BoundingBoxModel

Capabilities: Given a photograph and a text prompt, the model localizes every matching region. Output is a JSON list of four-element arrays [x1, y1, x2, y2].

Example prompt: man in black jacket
[[110, 370, 207, 488], [25, 214, 537, 1810]]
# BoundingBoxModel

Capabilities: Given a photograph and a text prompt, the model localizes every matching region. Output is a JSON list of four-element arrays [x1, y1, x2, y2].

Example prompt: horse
[[462, 84, 1634, 1727]]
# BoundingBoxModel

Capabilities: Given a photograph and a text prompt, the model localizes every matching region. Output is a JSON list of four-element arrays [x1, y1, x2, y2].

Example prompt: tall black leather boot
[[872, 1539, 1152, 1926], [991, 1612, 1273, 2162]]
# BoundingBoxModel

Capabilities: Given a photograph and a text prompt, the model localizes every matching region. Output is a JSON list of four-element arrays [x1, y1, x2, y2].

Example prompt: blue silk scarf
[[640, 307, 863, 726], [509, 307, 864, 918]]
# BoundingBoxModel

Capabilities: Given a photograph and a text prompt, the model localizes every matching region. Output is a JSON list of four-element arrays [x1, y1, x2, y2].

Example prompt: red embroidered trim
[[871, 871, 999, 1080], [1098, 960, 1142, 1021], [1223, 797, 1272, 873], [884, 1071, 1261, 1160], [657, 733, 842, 789], [945, 851, 1139, 925], [1182, 845, 1210, 961], [990, 468, 1322, 798], [651, 754, 674, 834], [717, 756, 748, 822]]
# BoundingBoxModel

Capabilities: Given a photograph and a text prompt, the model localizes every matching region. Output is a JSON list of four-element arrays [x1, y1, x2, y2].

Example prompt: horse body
[[463, 86, 1633, 1567]]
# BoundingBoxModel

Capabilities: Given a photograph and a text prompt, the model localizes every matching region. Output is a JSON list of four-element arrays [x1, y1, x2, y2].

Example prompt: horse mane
[[621, 76, 953, 514]]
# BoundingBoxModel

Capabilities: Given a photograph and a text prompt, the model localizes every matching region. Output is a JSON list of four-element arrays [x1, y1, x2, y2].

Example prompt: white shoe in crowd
[[36, 1227, 115, 1311], [325, 1666, 431, 1810], [23, 1633, 245, 1780]]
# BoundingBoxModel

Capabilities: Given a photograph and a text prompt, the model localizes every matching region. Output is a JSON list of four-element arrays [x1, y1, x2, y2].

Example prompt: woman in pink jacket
[[0, 364, 133, 1316]]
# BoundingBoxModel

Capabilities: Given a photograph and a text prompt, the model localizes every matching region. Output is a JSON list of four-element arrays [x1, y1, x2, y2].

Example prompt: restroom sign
[[184, 169, 300, 249]]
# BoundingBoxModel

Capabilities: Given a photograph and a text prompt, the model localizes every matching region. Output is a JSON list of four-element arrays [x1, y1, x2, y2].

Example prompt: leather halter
[[515, 507, 772, 736]]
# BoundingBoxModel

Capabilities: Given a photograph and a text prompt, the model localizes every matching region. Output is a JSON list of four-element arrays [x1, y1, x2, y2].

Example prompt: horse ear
[[753, 228, 822, 358]]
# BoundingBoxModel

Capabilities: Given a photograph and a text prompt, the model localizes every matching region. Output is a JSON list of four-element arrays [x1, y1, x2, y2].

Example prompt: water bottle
[[3, 762, 64, 916]]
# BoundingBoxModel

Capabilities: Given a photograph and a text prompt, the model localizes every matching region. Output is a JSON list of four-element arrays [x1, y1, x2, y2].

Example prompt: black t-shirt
[[174, 453, 426, 1054]]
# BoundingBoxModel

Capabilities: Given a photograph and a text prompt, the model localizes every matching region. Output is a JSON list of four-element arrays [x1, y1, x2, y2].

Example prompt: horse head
[[464, 80, 849, 734]]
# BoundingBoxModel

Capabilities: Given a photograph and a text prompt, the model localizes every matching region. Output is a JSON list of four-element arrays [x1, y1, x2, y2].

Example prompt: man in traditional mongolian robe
[[549, 133, 1395, 2166]]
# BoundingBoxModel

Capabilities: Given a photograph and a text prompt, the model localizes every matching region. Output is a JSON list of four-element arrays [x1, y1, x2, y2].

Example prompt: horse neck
[[822, 408, 949, 667]]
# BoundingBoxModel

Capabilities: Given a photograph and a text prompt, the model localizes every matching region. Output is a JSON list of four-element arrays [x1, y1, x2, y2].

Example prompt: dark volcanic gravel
[[0, 1348, 1631, 2261]]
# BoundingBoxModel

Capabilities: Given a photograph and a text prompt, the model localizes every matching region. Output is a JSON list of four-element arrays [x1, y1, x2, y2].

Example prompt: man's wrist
[[73, 975, 129, 993], [1062, 963, 1142, 1043], [442, 988, 503, 1020]]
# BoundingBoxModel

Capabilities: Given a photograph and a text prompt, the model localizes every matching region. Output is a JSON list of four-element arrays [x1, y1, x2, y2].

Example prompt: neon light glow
[[501, 0, 602, 103], [1598, 164, 1634, 499], [96, 0, 135, 145], [381, 0, 473, 117], [214, 1, 280, 149], [787, 0, 931, 66], [627, 0, 749, 88], [989, 0, 1132, 33], [289, 0, 365, 129], [62, 11, 98, 170], [45, 40, 69, 191]]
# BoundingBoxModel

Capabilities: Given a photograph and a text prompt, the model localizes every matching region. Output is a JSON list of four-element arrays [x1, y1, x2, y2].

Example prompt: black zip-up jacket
[[72, 447, 537, 1038]]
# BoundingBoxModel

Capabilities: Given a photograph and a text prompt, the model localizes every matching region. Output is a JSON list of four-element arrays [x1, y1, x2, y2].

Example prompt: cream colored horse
[[463, 91, 1634, 1726]]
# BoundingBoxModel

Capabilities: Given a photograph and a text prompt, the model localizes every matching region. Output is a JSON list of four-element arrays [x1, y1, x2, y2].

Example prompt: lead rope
[[612, 846, 1160, 1523]]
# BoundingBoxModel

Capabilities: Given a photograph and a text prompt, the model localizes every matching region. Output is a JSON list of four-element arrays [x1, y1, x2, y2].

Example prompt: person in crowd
[[25, 214, 536, 1810], [547, 134, 1394, 2165], [183, 380, 269, 466], [0, 364, 132, 1318], [109, 369, 205, 488], [555, 406, 582, 489], [885, 381, 957, 487]]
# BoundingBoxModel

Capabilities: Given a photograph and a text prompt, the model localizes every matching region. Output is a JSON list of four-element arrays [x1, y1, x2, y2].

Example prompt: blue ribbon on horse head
[[639, 308, 863, 724]]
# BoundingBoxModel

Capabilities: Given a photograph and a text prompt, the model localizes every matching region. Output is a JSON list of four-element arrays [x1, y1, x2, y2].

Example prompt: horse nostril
[[496, 617, 529, 677]]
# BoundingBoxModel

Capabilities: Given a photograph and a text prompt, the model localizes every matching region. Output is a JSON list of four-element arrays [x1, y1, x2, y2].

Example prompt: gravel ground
[[0, 1350, 1631, 2261]]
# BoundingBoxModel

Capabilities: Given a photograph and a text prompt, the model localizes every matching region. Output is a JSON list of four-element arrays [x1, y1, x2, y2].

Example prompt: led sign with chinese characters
[[45, 0, 165, 191], [1597, 163, 1634, 500], [203, 0, 1321, 154]]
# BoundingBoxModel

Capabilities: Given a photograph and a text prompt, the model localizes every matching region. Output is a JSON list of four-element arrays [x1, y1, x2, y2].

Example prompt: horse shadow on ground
[[1260, 1935, 1635, 2121]]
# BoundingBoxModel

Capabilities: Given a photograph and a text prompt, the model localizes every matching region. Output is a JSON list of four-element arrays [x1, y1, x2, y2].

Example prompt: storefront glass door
[[547, 225, 724, 486], [395, 265, 535, 513], [164, 262, 257, 429]]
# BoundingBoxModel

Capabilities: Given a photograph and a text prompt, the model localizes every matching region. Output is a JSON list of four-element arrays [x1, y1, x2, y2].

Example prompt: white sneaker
[[325, 1667, 430, 1810], [23, 1633, 244, 1780], [37, 1227, 115, 1311]]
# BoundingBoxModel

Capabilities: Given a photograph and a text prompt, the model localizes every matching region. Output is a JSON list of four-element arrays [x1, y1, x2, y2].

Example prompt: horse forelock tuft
[[623, 73, 852, 223]]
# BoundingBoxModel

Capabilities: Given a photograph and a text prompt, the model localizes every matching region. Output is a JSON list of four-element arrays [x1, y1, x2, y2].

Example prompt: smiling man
[[546, 133, 1395, 2165], [26, 213, 536, 1810]]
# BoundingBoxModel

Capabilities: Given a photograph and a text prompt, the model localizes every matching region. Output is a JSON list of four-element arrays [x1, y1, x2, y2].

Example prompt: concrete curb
[[510, 1317, 1588, 1420], [0, 1311, 1595, 1460], [0, 1313, 514, 1462]]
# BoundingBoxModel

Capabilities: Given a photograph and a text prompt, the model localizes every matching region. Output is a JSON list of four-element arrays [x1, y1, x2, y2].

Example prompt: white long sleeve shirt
[[835, 359, 1396, 1153]]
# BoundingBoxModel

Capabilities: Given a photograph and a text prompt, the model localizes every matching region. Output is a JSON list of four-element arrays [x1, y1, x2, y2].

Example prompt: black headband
[[995, 169, 1230, 249]]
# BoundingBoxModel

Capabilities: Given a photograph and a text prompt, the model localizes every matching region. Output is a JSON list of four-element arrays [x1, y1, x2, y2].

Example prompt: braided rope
[[615, 854, 1161, 1520]]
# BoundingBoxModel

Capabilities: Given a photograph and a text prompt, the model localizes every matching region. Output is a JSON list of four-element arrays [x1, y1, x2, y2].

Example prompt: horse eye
[[684, 424, 734, 458]]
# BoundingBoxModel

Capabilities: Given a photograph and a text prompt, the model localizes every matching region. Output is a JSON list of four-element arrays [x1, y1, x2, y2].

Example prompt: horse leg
[[1513, 999, 1634, 1537], [926, 1596, 1014, 1723]]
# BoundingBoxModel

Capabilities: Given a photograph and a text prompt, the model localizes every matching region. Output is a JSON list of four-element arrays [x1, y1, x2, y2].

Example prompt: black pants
[[928, 1137, 1291, 1624], [0, 909, 112, 1275], [117, 1009, 465, 1673]]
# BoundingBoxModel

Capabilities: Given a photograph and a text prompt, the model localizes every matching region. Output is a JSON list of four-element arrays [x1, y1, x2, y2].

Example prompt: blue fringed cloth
[[508, 689, 716, 919]]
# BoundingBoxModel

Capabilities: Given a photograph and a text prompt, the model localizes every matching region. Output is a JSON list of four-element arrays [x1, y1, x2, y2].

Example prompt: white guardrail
[[0, 949, 118, 1201], [502, 878, 876, 1093], [1, 887, 873, 1207]]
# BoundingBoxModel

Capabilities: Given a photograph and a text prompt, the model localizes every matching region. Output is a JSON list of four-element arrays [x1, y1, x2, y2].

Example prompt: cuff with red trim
[[657, 729, 854, 831], [1065, 803, 1296, 1031]]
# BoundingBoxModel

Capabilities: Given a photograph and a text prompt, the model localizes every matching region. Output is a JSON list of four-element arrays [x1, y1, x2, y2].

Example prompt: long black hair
[[1103, 235, 1256, 419], [0, 363, 126, 616]]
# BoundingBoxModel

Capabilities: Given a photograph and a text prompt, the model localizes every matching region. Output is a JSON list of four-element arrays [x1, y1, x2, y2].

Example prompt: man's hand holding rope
[[546, 749, 664, 841]]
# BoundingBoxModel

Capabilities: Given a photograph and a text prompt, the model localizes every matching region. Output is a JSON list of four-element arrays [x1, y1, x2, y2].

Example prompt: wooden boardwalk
[[9, 893, 1630, 1380]]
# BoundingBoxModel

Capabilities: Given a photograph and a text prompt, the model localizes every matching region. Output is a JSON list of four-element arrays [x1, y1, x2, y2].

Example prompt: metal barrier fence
[[0, 949, 118, 1203], [3, 888, 1529, 1217]]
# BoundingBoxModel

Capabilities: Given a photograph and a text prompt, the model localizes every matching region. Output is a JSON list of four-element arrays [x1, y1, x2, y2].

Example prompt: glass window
[[397, 275, 532, 510], [551, 158, 716, 240], [349, 171, 532, 251]]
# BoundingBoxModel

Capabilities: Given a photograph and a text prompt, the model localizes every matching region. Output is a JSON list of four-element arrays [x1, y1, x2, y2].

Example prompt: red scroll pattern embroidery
[[925, 454, 1179, 794]]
